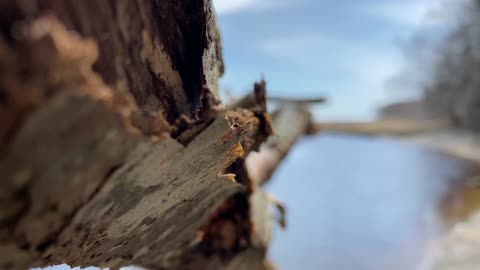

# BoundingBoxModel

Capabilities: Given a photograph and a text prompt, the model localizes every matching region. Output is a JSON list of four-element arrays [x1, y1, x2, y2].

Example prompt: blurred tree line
[[423, 0, 480, 130]]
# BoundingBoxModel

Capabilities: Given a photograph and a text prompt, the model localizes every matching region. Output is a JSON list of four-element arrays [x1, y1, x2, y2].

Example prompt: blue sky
[[213, 0, 463, 121]]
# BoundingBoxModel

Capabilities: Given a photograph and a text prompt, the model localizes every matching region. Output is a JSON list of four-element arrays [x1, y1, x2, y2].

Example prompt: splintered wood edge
[[53, 110, 251, 270], [1, 92, 252, 269]]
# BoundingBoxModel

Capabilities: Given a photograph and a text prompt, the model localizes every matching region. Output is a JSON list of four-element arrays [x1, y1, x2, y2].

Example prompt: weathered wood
[[237, 100, 314, 269], [0, 1, 277, 269], [40, 111, 254, 270], [246, 104, 313, 186], [0, 86, 272, 269], [0, 0, 224, 153], [1, 99, 251, 270], [0, 77, 271, 269], [0, 1, 314, 269]]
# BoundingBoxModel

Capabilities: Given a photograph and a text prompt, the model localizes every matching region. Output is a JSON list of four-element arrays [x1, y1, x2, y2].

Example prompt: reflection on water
[[266, 133, 474, 270]]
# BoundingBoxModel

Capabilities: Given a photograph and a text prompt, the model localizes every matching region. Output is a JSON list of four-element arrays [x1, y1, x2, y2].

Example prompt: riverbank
[[406, 131, 480, 165], [314, 120, 480, 165], [314, 119, 448, 137], [409, 131, 480, 270]]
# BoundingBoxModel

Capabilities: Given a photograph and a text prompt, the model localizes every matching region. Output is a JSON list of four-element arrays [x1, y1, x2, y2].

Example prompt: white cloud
[[256, 33, 406, 121], [257, 33, 402, 86], [213, 0, 254, 15], [212, 0, 292, 15], [369, 0, 468, 28]]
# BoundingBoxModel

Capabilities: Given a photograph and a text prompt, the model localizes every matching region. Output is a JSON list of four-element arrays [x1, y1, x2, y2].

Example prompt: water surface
[[267, 133, 473, 270]]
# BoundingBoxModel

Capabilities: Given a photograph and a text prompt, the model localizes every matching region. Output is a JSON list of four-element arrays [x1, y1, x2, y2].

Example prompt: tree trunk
[[0, 1, 312, 269]]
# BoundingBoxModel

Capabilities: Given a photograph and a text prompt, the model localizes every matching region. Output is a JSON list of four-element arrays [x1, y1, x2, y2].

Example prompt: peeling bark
[[0, 1, 306, 270], [246, 103, 313, 186], [0, 0, 224, 150]]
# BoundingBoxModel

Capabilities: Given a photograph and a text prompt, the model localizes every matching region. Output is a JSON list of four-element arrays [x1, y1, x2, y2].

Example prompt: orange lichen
[[230, 142, 244, 159], [218, 173, 237, 183]]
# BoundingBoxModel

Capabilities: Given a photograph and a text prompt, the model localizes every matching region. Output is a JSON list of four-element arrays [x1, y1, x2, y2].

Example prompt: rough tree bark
[[246, 99, 324, 186], [0, 1, 314, 269]]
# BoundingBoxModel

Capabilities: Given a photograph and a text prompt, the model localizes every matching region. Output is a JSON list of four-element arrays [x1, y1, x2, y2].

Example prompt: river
[[266, 133, 475, 270]]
